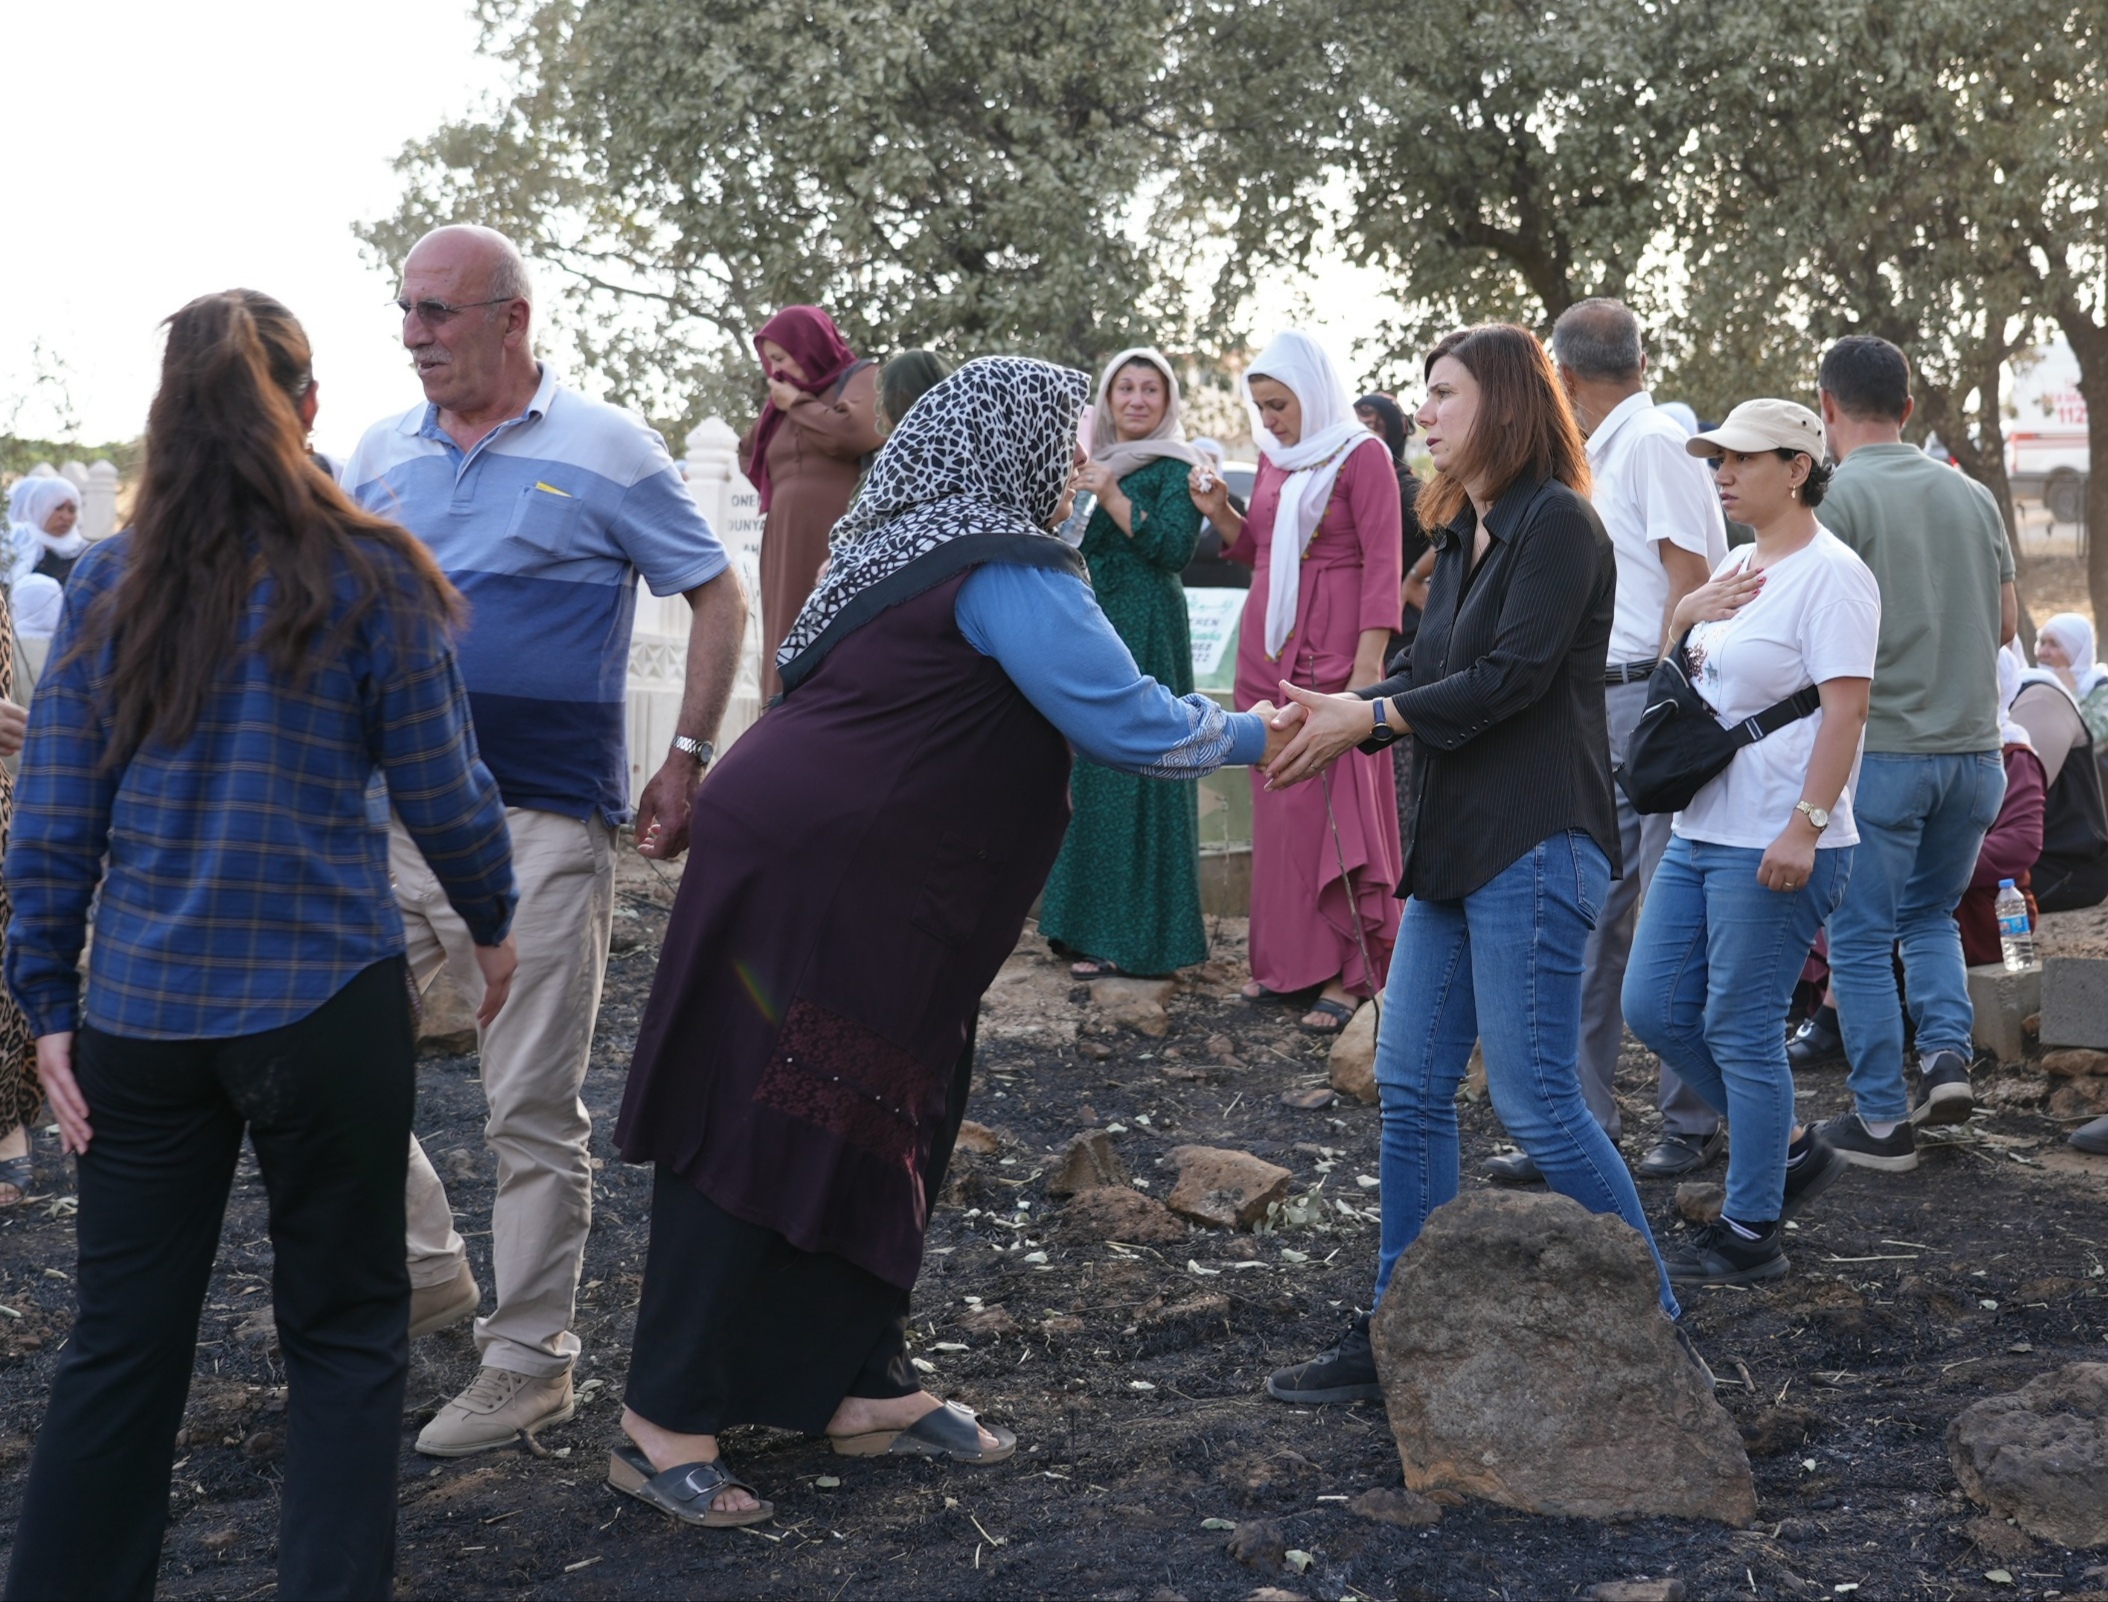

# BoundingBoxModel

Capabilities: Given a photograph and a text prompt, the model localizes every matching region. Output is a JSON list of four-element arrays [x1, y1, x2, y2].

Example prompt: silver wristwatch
[[671, 735, 714, 766]]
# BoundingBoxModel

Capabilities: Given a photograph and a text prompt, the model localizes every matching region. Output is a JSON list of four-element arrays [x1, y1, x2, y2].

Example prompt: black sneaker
[[1786, 1016, 1846, 1071], [1911, 1050, 1976, 1127], [1663, 1220, 1788, 1286], [1480, 1148, 1543, 1183], [1266, 1314, 1382, 1404], [1815, 1112, 1918, 1172], [1779, 1128, 1848, 1221]]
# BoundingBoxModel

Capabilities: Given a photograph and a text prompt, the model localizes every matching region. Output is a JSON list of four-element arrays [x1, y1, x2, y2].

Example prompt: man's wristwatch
[[1795, 800, 1830, 832], [672, 735, 714, 766]]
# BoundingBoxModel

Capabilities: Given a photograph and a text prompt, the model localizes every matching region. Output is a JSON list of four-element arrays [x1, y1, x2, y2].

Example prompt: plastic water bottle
[[1997, 879, 2037, 972]]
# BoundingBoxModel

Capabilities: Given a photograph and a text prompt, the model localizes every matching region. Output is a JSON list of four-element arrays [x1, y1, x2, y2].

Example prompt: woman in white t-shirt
[[1622, 398, 1881, 1288]]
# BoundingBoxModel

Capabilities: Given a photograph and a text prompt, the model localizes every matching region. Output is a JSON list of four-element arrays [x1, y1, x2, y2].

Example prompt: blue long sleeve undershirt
[[955, 562, 1265, 776]]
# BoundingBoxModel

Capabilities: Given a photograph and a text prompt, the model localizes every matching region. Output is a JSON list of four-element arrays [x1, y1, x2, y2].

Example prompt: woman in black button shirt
[[1261, 325, 1676, 1404]]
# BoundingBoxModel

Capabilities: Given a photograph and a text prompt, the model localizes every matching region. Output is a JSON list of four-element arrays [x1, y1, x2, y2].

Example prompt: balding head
[[405, 225, 534, 309], [1550, 298, 1643, 384], [398, 224, 540, 437]]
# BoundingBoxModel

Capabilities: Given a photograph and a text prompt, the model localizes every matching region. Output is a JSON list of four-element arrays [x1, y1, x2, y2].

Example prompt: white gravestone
[[81, 461, 119, 539], [622, 417, 768, 803]]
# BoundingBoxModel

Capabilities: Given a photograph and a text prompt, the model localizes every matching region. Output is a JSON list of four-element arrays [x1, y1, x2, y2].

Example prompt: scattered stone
[[1371, 1188, 1757, 1525], [954, 1121, 1002, 1156], [1738, 1404, 1822, 1457], [1774, 1517, 1817, 1543], [1145, 1292, 1230, 1327], [1279, 1085, 1336, 1111], [1040, 1314, 1084, 1335], [1962, 1514, 2039, 1562], [2040, 957, 2108, 1051], [418, 970, 479, 1056], [1674, 1182, 1724, 1224], [1348, 1485, 1442, 1527], [1078, 1040, 1114, 1061], [2044, 1049, 2108, 1078], [1165, 1146, 1294, 1230], [1047, 1131, 1132, 1197], [1226, 1518, 1286, 1573], [2050, 1077, 2108, 1120], [1328, 1003, 1378, 1104], [443, 1146, 479, 1182], [958, 1305, 1020, 1338], [1462, 1040, 1488, 1103], [1092, 976, 1174, 1037], [1949, 1363, 2108, 1548], [1207, 1034, 1238, 1060], [1585, 1583, 1686, 1602], [1060, 1186, 1187, 1244], [1161, 1063, 1210, 1083], [241, 1430, 282, 1461], [200, 1527, 240, 1553]]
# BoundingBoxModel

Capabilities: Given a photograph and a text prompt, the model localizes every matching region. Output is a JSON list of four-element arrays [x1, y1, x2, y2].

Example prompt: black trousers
[[5, 959, 415, 1602], [626, 1019, 978, 1435]]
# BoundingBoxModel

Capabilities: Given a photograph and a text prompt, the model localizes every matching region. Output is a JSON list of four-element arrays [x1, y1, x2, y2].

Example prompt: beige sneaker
[[408, 1263, 480, 1340], [416, 1366, 575, 1458]]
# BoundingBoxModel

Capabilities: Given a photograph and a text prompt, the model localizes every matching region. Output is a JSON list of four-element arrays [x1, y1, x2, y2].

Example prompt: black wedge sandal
[[606, 1442, 774, 1528], [828, 1400, 1017, 1464]]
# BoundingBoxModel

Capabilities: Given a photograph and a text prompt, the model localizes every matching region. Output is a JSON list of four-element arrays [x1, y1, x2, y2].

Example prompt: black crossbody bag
[[1614, 630, 1821, 815]]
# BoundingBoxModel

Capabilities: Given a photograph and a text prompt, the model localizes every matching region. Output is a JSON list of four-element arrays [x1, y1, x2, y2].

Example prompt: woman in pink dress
[[1190, 332, 1403, 1031]]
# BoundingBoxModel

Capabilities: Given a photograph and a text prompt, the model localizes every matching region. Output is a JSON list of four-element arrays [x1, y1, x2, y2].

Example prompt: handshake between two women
[[1250, 679, 1393, 791]]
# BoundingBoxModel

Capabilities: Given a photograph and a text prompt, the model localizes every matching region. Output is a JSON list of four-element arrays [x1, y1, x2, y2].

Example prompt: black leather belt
[[1604, 659, 1659, 686]]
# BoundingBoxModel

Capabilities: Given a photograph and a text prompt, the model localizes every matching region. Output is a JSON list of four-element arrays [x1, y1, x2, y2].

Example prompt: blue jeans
[[1828, 753, 2005, 1122], [1623, 837, 1853, 1223], [1372, 829, 1678, 1318]]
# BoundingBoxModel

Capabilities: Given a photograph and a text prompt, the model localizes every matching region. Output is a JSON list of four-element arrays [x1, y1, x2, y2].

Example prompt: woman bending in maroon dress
[[609, 358, 1287, 1527]]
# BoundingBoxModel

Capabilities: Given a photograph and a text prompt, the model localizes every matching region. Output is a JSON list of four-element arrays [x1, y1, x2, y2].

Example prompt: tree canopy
[[369, 0, 2108, 603]]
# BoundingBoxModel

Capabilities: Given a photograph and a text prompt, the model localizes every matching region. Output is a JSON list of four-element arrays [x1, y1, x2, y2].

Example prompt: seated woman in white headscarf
[[2033, 612, 2108, 741], [8, 477, 87, 591]]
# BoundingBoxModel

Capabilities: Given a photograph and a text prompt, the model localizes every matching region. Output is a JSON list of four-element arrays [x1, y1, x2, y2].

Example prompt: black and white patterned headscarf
[[775, 356, 1092, 692]]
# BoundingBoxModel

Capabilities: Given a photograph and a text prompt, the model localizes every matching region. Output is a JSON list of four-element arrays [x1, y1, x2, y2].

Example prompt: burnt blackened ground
[[2, 873, 2106, 1601]]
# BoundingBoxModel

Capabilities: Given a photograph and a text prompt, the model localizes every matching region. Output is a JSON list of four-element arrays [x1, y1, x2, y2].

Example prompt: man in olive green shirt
[[1812, 337, 2019, 1176]]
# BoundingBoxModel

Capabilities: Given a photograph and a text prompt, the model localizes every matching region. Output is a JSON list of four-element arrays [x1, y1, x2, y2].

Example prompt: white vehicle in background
[[2009, 337, 2089, 526]]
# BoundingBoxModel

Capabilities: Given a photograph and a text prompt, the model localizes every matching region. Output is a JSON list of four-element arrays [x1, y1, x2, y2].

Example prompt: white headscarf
[[1998, 642, 2034, 749], [11, 573, 63, 641], [1247, 331, 1374, 660], [7, 476, 84, 588], [1088, 347, 1199, 484], [2036, 611, 2108, 700]]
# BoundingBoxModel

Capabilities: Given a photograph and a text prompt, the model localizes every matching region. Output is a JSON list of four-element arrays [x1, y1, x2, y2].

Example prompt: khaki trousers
[[397, 808, 613, 1377]]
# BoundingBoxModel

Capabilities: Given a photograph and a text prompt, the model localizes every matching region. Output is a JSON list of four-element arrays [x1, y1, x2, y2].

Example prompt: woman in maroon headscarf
[[739, 306, 884, 699]]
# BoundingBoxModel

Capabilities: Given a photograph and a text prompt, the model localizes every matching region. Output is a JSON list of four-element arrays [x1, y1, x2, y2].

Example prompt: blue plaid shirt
[[5, 536, 517, 1041]]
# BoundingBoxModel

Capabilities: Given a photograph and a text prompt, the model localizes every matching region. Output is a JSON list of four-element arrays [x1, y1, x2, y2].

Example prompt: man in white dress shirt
[[1484, 299, 1731, 1182]]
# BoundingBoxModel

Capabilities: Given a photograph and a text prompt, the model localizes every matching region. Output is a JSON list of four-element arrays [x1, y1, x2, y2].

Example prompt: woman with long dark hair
[[3, 291, 518, 1601], [1258, 325, 1677, 1401]]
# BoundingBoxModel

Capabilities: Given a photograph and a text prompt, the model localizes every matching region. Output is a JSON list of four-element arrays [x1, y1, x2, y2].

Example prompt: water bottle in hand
[[1996, 879, 2037, 972]]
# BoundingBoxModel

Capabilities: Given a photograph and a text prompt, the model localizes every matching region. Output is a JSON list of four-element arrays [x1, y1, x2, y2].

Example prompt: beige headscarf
[[1089, 347, 1201, 482]]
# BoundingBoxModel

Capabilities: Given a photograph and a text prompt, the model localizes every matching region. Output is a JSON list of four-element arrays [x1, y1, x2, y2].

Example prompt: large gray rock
[[1045, 1130, 1130, 1197], [1371, 1188, 1756, 1526], [1091, 976, 1174, 1037], [1949, 1363, 2108, 1548]]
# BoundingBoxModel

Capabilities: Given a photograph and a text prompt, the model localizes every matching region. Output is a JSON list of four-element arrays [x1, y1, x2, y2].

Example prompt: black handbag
[[1614, 632, 1822, 815]]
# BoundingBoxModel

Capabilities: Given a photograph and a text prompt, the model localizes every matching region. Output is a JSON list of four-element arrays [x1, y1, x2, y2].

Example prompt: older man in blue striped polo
[[344, 225, 747, 1456]]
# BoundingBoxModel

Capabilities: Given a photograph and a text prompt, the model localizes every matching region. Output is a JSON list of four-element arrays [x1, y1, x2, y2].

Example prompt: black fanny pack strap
[[1728, 684, 1823, 748]]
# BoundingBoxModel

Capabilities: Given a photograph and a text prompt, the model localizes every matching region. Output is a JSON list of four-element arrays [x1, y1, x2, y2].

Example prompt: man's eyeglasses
[[393, 296, 515, 326]]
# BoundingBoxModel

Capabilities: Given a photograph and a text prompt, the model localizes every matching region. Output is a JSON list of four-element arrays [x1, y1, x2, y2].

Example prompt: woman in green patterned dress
[[1041, 348, 1207, 977]]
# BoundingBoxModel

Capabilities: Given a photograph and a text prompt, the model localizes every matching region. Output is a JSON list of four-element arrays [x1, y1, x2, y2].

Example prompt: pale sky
[[4, 0, 505, 459], [3, 2, 1405, 464]]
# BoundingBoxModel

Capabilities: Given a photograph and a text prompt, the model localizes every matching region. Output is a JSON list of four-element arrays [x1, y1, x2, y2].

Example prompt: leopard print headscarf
[[775, 355, 1091, 692]]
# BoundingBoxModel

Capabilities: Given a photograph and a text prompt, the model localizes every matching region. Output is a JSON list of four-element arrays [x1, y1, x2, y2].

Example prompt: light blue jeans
[[1828, 753, 2005, 1122], [1623, 836, 1853, 1223], [1371, 829, 1678, 1318]]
